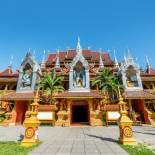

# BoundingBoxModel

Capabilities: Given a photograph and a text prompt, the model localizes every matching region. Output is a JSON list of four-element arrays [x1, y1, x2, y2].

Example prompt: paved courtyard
[[0, 125, 155, 155]]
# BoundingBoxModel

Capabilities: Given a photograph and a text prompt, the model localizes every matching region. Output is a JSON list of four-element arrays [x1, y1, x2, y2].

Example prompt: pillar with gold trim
[[21, 91, 40, 147], [118, 94, 137, 145]]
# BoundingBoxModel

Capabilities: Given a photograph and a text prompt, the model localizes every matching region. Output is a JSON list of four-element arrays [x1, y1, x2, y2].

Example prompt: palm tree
[[38, 69, 64, 104], [92, 68, 123, 102]]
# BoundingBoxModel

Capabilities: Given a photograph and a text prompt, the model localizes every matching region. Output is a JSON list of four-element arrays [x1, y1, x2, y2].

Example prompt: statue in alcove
[[73, 61, 86, 88], [22, 64, 33, 88], [126, 66, 138, 87]]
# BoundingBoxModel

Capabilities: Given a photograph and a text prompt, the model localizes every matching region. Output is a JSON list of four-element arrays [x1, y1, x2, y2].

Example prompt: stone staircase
[[149, 119, 155, 126], [150, 113, 155, 126], [145, 108, 155, 126]]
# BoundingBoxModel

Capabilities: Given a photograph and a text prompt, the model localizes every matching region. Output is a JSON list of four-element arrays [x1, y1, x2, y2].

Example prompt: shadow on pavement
[[85, 134, 118, 143], [133, 130, 155, 136]]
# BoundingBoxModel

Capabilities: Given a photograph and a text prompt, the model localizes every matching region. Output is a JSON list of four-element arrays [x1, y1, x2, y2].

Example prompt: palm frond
[[92, 68, 124, 102], [38, 70, 64, 104]]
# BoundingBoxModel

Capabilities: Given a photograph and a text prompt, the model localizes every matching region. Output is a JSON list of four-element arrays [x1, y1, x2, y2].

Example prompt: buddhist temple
[[0, 38, 155, 126]]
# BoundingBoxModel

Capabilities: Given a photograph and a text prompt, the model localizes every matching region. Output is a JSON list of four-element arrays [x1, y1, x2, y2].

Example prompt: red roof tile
[[0, 92, 35, 101], [59, 52, 67, 61], [82, 49, 92, 58], [54, 90, 104, 98], [146, 67, 155, 75], [45, 50, 113, 66], [46, 53, 56, 64], [0, 67, 19, 77], [123, 90, 155, 99], [12, 70, 19, 77], [141, 76, 155, 82], [102, 53, 111, 61], [66, 49, 76, 59], [0, 67, 13, 77], [91, 52, 100, 61]]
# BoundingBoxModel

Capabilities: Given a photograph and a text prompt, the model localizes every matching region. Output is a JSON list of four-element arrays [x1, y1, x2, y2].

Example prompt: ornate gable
[[69, 38, 90, 92], [120, 52, 143, 91], [16, 52, 41, 92], [70, 53, 89, 71]]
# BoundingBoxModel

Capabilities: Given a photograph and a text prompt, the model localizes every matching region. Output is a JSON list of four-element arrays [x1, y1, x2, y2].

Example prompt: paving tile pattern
[[0, 125, 155, 155], [29, 127, 128, 155]]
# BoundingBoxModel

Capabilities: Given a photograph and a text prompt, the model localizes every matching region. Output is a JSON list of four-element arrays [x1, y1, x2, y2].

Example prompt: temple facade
[[0, 39, 155, 126]]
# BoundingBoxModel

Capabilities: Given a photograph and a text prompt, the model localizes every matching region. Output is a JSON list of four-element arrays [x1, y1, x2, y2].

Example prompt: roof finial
[[78, 36, 80, 43], [76, 36, 82, 55], [33, 50, 36, 59], [43, 50, 46, 61], [145, 55, 151, 67], [124, 52, 127, 63], [9, 55, 14, 68], [41, 50, 46, 69], [55, 49, 60, 68], [145, 55, 151, 74], [114, 49, 119, 69], [88, 46, 91, 50], [26, 48, 32, 58], [127, 48, 133, 59], [99, 49, 104, 68], [21, 58, 24, 64]]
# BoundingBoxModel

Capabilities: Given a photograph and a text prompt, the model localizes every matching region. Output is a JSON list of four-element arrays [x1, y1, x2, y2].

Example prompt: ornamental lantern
[[118, 94, 137, 145], [21, 91, 40, 147]]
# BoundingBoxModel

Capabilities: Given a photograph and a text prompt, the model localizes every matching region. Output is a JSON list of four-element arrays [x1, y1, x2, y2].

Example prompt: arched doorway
[[71, 100, 89, 125]]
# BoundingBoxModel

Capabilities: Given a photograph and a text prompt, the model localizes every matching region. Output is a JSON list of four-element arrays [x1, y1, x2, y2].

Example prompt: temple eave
[[54, 90, 104, 98]]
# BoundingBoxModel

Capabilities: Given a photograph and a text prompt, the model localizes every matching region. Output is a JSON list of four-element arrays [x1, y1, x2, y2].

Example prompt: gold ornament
[[25, 127, 35, 139], [123, 126, 133, 138]]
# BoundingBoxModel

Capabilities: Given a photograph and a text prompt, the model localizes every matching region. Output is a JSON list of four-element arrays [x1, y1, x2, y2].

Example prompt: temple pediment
[[120, 52, 143, 91], [69, 38, 90, 92], [16, 52, 41, 92]]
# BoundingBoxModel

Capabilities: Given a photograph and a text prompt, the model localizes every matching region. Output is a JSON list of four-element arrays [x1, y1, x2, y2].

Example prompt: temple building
[[0, 39, 155, 126]]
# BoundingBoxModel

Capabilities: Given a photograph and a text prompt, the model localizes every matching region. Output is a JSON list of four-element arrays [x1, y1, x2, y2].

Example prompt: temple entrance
[[131, 100, 146, 123], [71, 103, 89, 125], [16, 101, 28, 124]]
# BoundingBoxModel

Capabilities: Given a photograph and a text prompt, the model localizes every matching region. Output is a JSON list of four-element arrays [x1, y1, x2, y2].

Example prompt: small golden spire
[[30, 88, 40, 113], [118, 86, 127, 114]]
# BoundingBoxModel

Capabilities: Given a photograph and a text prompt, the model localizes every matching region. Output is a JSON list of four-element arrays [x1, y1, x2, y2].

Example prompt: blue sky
[[0, 0, 155, 71]]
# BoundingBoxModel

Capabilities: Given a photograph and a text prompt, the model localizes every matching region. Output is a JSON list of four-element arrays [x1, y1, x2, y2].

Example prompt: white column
[[69, 70, 73, 90], [85, 70, 90, 90]]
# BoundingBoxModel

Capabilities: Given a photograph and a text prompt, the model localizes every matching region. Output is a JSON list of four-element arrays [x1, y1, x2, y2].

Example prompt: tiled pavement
[[30, 127, 129, 155], [0, 125, 155, 155]]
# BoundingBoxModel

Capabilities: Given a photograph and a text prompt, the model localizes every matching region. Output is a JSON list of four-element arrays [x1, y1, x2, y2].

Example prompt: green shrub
[[0, 141, 41, 155], [0, 114, 5, 122], [121, 143, 155, 155]]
